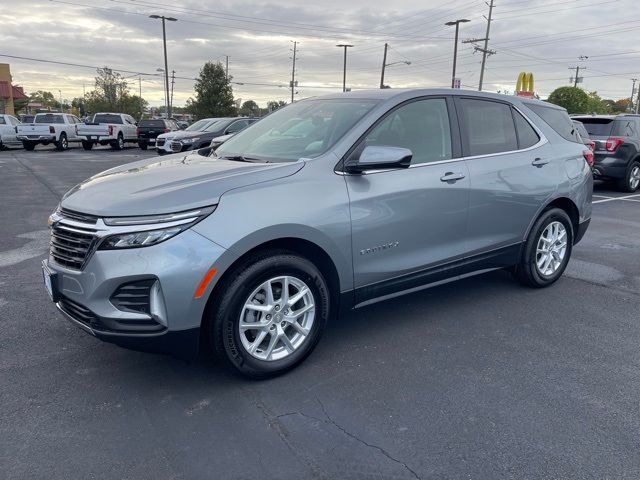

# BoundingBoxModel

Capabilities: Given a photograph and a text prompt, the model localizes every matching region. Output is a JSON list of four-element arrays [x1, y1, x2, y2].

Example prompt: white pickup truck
[[77, 113, 138, 150], [0, 114, 22, 149], [16, 112, 82, 151]]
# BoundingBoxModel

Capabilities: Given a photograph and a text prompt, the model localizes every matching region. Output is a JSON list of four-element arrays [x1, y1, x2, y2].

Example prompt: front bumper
[[44, 229, 235, 358]]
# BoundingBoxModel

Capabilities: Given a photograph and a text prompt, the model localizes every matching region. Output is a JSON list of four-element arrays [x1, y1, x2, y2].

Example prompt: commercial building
[[0, 63, 28, 115]]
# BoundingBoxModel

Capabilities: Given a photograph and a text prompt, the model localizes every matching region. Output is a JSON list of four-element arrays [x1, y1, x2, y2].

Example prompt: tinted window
[[362, 98, 452, 165], [187, 119, 216, 131], [459, 99, 518, 156], [227, 120, 249, 133], [138, 119, 165, 128], [612, 119, 637, 137], [93, 114, 123, 124], [0, 117, 5, 125], [572, 121, 589, 140], [513, 109, 540, 149], [35, 114, 64, 124], [527, 104, 579, 143]]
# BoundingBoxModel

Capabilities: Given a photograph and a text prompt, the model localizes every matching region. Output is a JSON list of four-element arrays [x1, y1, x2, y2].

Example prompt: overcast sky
[[2, 0, 639, 107]]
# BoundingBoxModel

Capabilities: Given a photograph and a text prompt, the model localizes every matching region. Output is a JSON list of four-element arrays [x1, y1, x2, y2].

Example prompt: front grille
[[170, 141, 182, 153], [110, 280, 155, 314], [156, 138, 165, 147], [59, 296, 105, 330], [59, 208, 97, 225], [50, 223, 96, 270]]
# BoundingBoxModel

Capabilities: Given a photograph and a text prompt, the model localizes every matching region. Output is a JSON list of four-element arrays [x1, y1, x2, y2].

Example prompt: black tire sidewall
[[522, 209, 573, 287], [212, 254, 330, 377], [623, 161, 640, 192], [57, 133, 67, 150]]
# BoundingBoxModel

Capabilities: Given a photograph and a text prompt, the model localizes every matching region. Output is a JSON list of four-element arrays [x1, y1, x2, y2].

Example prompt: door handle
[[440, 172, 466, 183], [531, 158, 549, 167]]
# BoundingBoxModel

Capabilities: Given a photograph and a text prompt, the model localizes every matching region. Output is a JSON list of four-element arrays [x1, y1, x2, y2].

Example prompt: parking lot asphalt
[[1, 145, 640, 479]]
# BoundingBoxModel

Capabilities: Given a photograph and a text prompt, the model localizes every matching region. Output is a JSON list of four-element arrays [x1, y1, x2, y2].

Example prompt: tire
[[22, 141, 36, 151], [55, 133, 68, 151], [513, 208, 573, 288], [111, 133, 124, 150], [616, 160, 640, 192], [138, 141, 148, 150], [81, 140, 93, 150], [208, 251, 331, 378]]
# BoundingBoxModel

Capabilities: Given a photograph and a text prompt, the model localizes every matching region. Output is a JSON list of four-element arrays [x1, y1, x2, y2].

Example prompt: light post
[[445, 19, 470, 89], [336, 44, 353, 92], [58, 89, 63, 113], [149, 14, 177, 118], [380, 60, 411, 89], [156, 68, 167, 117]]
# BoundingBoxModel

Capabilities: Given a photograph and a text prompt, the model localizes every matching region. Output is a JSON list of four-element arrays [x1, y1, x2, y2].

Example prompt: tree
[[82, 67, 147, 118], [547, 86, 589, 114], [584, 91, 610, 114], [187, 62, 236, 118], [239, 100, 259, 116], [28, 90, 57, 109], [267, 100, 287, 112]]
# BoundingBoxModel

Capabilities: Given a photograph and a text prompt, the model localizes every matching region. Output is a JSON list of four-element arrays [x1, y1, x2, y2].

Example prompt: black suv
[[573, 114, 640, 191], [137, 118, 180, 150]]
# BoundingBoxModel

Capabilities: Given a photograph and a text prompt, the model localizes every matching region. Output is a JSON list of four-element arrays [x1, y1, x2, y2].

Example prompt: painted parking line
[[593, 193, 640, 204]]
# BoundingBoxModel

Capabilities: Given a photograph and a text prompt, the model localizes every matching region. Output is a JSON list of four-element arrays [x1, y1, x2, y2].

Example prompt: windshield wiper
[[218, 155, 268, 163]]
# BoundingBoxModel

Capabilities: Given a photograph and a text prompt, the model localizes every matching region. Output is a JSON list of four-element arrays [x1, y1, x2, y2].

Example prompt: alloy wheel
[[630, 165, 640, 190], [239, 276, 315, 361], [535, 221, 568, 276]]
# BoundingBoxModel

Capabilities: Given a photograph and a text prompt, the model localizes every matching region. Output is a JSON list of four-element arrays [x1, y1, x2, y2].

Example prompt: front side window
[[227, 120, 249, 134], [360, 98, 452, 165], [459, 99, 518, 156], [215, 98, 379, 162], [0, 117, 6, 125]]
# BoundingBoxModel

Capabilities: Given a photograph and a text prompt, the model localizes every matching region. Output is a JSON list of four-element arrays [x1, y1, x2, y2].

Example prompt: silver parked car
[[43, 89, 593, 377]]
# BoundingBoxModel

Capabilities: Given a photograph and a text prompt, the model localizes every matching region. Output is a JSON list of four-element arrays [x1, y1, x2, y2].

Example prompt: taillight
[[49, 126, 55, 134], [136, 128, 140, 137], [108, 125, 114, 136], [605, 137, 624, 152], [583, 149, 594, 168], [588, 141, 595, 152], [163, 128, 169, 133]]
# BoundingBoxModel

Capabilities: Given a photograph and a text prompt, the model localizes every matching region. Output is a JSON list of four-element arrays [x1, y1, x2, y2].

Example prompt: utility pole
[[170, 70, 175, 115], [630, 78, 637, 113], [149, 15, 177, 118], [445, 19, 470, 89], [336, 44, 353, 92], [290, 41, 297, 103], [139, 76, 143, 119], [569, 65, 587, 87], [380, 43, 388, 89], [636, 84, 640, 114], [478, 0, 494, 91], [225, 55, 229, 79]]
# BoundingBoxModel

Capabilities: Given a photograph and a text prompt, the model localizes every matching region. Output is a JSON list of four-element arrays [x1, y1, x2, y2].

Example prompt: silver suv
[[43, 89, 593, 377]]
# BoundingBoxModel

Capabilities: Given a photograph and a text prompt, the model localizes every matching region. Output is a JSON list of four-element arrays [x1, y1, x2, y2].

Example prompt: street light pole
[[445, 19, 470, 89], [149, 15, 177, 118], [380, 43, 388, 89], [336, 44, 353, 92]]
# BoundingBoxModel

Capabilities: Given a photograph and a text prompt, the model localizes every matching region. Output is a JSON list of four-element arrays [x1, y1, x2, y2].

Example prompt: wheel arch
[[524, 196, 580, 244]]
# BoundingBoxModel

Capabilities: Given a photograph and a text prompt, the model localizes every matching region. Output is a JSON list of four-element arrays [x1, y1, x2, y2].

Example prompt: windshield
[[204, 119, 230, 132], [35, 114, 64, 124], [93, 114, 123, 124], [215, 99, 379, 162], [187, 119, 216, 131], [576, 118, 620, 137]]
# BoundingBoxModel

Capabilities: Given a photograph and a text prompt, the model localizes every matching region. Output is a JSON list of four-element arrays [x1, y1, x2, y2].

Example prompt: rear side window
[[35, 114, 64, 124], [362, 98, 452, 165], [513, 109, 540, 149], [458, 99, 518, 156], [613, 119, 637, 137], [527, 104, 579, 143], [139, 119, 165, 128], [93, 114, 123, 124], [0, 117, 5, 125]]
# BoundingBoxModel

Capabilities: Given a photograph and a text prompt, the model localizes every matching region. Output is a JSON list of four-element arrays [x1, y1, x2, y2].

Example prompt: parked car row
[[1, 112, 256, 154]]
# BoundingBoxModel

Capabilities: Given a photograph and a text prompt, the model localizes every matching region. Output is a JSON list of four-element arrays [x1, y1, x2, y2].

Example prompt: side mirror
[[345, 145, 412, 174]]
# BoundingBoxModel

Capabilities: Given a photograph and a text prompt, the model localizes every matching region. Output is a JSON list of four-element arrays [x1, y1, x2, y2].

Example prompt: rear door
[[455, 97, 558, 265], [345, 96, 470, 303]]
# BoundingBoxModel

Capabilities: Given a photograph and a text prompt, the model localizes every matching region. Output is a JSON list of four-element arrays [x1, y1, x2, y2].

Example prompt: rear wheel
[[209, 252, 330, 378], [513, 208, 573, 288], [111, 133, 124, 150], [81, 140, 93, 150], [617, 160, 640, 192], [55, 133, 68, 151], [22, 141, 36, 151]]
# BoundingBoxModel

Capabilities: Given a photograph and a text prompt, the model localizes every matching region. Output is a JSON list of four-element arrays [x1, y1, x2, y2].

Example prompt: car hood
[[171, 131, 206, 141], [61, 151, 304, 216], [156, 131, 181, 140]]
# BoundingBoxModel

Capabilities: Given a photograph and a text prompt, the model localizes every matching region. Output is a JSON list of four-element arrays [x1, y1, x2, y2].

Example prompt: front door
[[344, 97, 470, 303]]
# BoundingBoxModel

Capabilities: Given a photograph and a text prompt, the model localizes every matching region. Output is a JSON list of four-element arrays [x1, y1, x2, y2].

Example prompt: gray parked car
[[42, 89, 593, 377]]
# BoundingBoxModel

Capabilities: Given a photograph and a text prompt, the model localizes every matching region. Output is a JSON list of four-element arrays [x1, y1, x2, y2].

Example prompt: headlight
[[99, 226, 184, 249], [98, 205, 216, 250]]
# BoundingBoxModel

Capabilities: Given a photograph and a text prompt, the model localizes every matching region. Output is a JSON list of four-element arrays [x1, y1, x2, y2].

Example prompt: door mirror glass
[[346, 145, 412, 173]]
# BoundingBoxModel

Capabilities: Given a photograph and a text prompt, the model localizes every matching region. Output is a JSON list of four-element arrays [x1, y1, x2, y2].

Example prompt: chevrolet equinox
[[43, 89, 593, 377]]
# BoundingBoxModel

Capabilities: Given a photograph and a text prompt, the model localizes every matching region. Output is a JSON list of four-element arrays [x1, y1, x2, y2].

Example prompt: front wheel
[[209, 252, 330, 378], [617, 161, 640, 192], [513, 208, 573, 288]]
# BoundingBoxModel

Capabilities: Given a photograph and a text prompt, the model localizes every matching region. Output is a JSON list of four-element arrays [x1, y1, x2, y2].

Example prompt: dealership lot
[[1, 147, 640, 479]]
